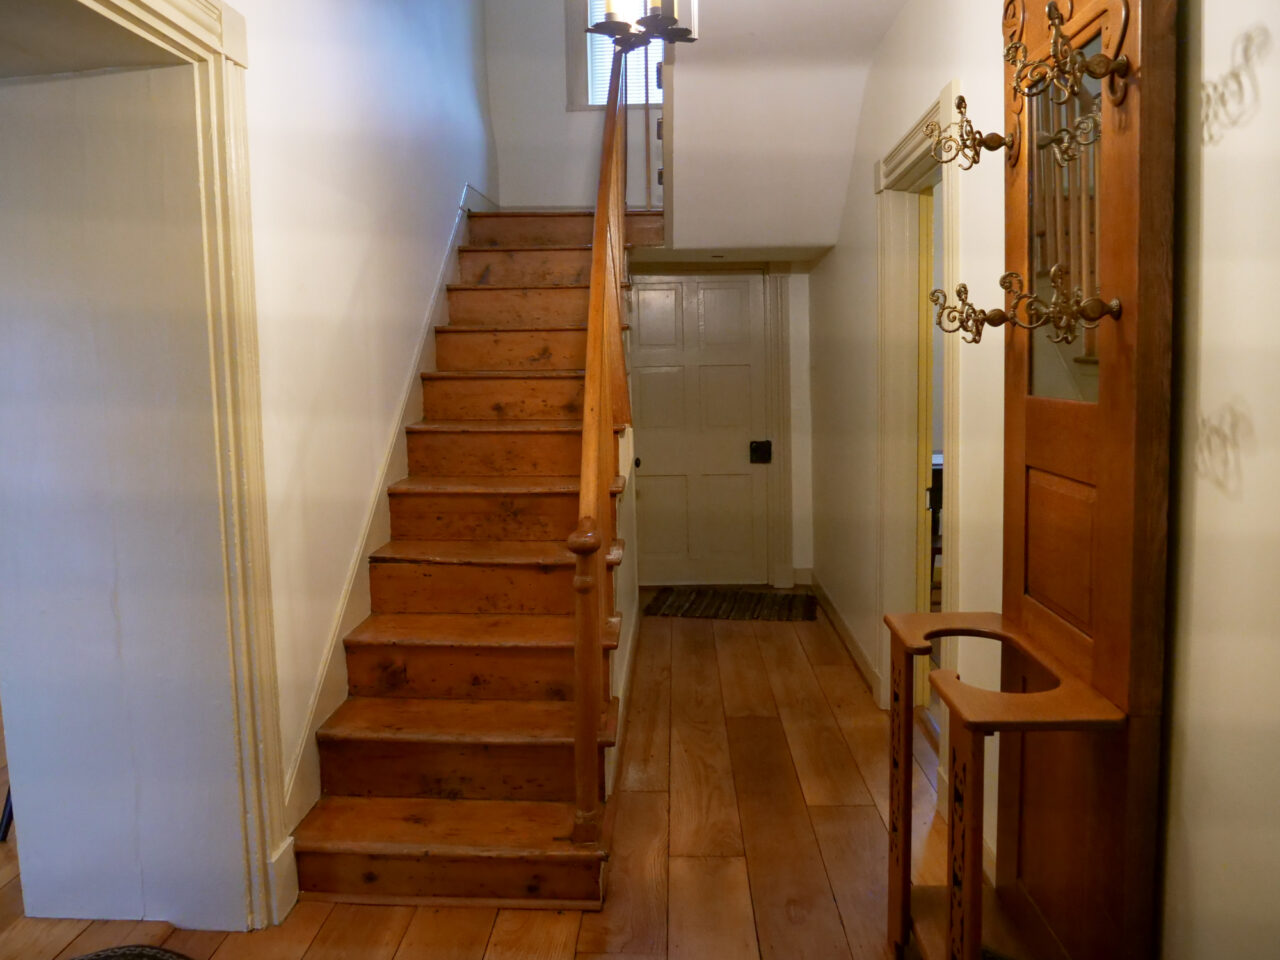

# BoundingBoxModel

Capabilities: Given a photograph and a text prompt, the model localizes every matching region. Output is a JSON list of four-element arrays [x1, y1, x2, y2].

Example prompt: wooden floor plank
[[54, 920, 173, 959], [0, 877, 21, 940], [0, 840, 18, 891], [618, 620, 671, 793], [394, 907, 495, 960], [212, 901, 333, 960], [302, 904, 414, 960], [913, 813, 949, 887], [726, 716, 852, 960], [754, 623, 872, 807], [483, 911, 580, 960], [0, 918, 90, 960], [668, 858, 759, 960], [810, 806, 894, 960], [815, 664, 892, 821], [669, 620, 742, 857], [794, 614, 852, 667], [163, 928, 230, 960], [576, 792, 667, 955], [912, 716, 941, 791], [713, 620, 777, 718]]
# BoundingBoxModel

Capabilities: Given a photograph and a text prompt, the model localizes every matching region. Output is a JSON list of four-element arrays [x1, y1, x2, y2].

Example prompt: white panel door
[[631, 275, 769, 584]]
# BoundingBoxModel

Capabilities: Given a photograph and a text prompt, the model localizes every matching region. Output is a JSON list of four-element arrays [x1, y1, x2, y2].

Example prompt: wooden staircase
[[292, 209, 662, 909]]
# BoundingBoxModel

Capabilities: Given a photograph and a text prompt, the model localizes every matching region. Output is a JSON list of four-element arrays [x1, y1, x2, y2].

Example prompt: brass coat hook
[[1006, 1, 1130, 105], [925, 96, 1017, 170], [930, 266, 1121, 344]]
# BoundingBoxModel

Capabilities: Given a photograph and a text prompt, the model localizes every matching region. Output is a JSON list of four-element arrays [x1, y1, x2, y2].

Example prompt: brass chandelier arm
[[1005, 1, 1129, 105], [931, 266, 1121, 345], [924, 96, 1016, 170]]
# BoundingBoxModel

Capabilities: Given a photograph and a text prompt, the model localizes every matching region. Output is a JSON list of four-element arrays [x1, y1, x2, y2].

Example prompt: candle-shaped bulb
[[604, 0, 618, 20]]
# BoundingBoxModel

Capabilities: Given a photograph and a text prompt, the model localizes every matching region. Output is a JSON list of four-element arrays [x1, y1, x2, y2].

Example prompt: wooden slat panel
[[212, 901, 333, 960], [393, 907, 495, 960], [302, 905, 414, 960], [669, 620, 742, 856], [809, 805, 894, 960], [618, 619, 671, 792], [726, 716, 853, 960], [576, 793, 667, 955], [713, 620, 777, 718], [755, 624, 872, 807], [483, 911, 580, 960], [668, 857, 759, 960]]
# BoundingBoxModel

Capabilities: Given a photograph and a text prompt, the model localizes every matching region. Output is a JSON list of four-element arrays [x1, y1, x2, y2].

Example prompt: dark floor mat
[[643, 587, 818, 621]]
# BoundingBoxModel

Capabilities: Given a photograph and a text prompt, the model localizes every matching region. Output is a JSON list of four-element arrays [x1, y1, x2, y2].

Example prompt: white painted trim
[[872, 83, 965, 712], [604, 605, 642, 796], [765, 268, 795, 588], [280, 185, 477, 830], [267, 837, 298, 925]]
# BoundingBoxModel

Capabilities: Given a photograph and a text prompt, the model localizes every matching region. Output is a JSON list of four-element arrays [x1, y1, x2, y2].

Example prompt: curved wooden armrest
[[885, 610, 1009, 656]]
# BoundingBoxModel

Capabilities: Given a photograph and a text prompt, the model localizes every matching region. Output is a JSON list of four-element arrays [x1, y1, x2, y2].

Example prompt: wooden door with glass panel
[[885, 2, 1175, 959]]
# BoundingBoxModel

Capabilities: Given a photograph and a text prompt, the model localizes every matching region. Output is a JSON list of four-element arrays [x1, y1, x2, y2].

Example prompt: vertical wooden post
[[888, 634, 915, 954], [946, 716, 985, 960], [569, 519, 604, 843]]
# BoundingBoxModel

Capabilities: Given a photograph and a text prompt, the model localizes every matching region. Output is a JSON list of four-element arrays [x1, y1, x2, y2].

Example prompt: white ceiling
[[0, 0, 184, 80], [669, 0, 901, 252]]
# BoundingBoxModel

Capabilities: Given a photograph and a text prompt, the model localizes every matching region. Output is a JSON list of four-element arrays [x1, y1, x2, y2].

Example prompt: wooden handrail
[[569, 47, 632, 844]]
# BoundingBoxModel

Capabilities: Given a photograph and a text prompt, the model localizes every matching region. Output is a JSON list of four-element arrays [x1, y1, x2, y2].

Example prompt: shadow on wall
[[1201, 24, 1270, 144]]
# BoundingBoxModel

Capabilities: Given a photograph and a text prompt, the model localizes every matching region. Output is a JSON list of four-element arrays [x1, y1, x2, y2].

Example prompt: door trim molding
[[70, 0, 287, 927], [874, 84, 963, 710], [765, 267, 795, 588]]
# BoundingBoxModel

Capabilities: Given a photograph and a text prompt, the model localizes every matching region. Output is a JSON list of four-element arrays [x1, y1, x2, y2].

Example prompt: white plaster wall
[[233, 0, 498, 794], [807, 0, 1006, 693], [483, 0, 658, 209], [0, 67, 249, 928], [1163, 2, 1280, 954], [789, 274, 815, 571]]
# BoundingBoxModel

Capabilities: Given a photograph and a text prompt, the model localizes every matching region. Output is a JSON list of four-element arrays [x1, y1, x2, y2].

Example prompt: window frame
[[564, 0, 663, 112]]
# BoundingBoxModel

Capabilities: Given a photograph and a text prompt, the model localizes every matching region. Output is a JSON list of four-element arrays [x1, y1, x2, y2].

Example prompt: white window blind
[[587, 0, 664, 106]]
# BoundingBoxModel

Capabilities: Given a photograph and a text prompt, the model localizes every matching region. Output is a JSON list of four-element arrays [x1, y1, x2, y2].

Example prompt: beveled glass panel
[[1028, 34, 1104, 402]]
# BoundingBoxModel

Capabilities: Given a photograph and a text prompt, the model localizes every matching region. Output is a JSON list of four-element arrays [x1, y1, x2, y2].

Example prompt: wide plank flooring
[[0, 609, 944, 960]]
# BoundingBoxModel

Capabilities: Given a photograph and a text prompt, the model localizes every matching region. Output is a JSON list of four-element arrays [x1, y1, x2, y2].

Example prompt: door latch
[[749, 441, 773, 464]]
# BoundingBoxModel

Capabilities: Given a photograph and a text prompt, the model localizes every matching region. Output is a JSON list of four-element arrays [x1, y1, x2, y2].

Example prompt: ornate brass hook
[[1039, 107, 1102, 166], [925, 96, 1016, 170], [1005, 1, 1129, 105], [930, 265, 1121, 344]]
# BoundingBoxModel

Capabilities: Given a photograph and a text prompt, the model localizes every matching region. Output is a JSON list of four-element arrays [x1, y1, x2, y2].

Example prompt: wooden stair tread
[[407, 419, 626, 434], [388, 475, 624, 495], [371, 539, 621, 567], [421, 370, 585, 380], [435, 324, 628, 332], [318, 696, 620, 745], [295, 796, 606, 860], [458, 244, 594, 253], [446, 282, 631, 292], [345, 613, 622, 649]]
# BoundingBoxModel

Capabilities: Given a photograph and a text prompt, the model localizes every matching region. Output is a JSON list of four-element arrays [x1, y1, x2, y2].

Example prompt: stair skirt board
[[294, 207, 655, 908]]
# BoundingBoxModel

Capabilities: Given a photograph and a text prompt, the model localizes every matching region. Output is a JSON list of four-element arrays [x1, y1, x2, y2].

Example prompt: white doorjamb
[[69, 0, 289, 927], [874, 84, 963, 708], [765, 267, 795, 588]]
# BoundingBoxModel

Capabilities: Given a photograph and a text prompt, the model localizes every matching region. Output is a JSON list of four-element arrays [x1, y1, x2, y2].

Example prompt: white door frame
[[62, 0, 287, 926], [630, 266, 795, 587], [874, 84, 964, 709]]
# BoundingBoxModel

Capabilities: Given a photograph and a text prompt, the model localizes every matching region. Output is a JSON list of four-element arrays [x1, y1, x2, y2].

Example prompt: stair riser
[[344, 645, 609, 700], [408, 432, 582, 477], [391, 492, 616, 541], [318, 740, 603, 801], [468, 214, 663, 248], [422, 378, 584, 421], [370, 561, 576, 615], [435, 329, 587, 372], [458, 249, 592, 286], [296, 851, 603, 904], [447, 287, 589, 327]]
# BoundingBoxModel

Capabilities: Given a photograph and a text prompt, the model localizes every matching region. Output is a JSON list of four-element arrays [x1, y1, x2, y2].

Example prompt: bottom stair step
[[295, 796, 605, 905]]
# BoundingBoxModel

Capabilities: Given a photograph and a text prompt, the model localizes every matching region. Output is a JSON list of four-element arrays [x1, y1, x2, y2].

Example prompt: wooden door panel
[[1025, 469, 1096, 632]]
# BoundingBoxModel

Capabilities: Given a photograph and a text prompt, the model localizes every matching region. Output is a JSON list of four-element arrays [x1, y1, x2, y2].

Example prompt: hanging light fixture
[[589, 0, 696, 49]]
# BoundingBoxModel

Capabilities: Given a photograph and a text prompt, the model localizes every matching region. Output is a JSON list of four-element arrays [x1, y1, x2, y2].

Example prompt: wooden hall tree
[[886, 1, 1175, 958]]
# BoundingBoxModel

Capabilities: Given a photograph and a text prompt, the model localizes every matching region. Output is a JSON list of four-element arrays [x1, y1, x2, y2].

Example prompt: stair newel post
[[569, 518, 605, 843]]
